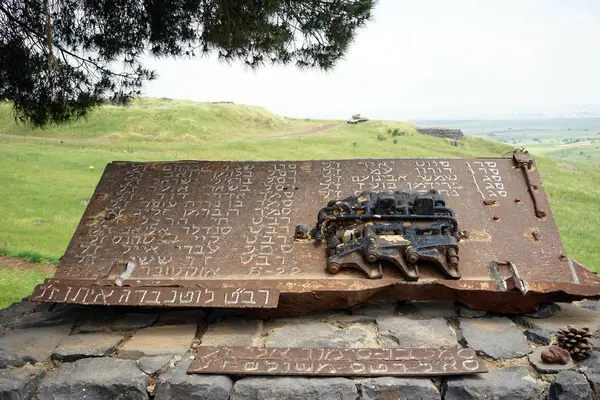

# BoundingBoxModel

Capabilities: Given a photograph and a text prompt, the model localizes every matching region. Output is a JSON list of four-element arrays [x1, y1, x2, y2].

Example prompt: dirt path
[[0, 133, 113, 145], [233, 123, 339, 142], [0, 255, 56, 274]]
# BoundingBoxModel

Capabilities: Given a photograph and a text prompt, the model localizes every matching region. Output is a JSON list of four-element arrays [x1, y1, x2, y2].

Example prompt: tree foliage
[[0, 0, 374, 127]]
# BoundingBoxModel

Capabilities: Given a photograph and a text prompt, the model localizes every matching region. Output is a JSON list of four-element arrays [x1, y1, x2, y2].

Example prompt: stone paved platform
[[1, 299, 599, 399]]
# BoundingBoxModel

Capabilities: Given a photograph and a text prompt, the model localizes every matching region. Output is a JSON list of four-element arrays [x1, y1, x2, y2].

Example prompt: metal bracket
[[513, 149, 546, 218]]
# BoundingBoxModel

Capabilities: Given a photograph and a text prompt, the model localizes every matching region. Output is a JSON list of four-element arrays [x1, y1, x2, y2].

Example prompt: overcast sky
[[143, 0, 600, 120]]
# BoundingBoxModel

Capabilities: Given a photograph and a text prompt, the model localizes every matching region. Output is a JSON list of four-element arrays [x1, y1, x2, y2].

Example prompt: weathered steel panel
[[188, 346, 488, 376], [30, 155, 600, 312]]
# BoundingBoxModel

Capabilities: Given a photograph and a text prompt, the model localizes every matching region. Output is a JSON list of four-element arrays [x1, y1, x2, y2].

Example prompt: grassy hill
[[0, 98, 599, 307]]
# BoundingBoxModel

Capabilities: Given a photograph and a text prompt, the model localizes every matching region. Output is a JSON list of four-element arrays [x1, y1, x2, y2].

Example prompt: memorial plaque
[[188, 346, 488, 376], [30, 153, 600, 313]]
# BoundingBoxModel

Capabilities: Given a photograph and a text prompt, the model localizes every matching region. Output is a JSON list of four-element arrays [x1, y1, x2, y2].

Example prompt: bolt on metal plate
[[30, 156, 600, 313]]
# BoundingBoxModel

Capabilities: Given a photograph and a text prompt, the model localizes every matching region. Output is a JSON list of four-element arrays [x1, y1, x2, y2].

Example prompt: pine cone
[[557, 326, 593, 361]]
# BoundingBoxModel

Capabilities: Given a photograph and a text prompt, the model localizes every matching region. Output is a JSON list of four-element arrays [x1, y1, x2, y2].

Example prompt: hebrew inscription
[[189, 346, 487, 376], [31, 283, 279, 308]]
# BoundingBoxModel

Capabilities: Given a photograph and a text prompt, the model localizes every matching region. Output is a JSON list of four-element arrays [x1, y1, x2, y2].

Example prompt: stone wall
[[1, 298, 599, 399], [417, 128, 465, 140]]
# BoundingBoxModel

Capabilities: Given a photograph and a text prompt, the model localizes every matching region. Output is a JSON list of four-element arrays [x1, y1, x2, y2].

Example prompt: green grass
[[0, 264, 52, 308], [0, 98, 598, 276]]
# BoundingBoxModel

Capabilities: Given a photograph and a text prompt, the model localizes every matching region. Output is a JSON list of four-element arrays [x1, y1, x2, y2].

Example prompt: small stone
[[156, 309, 205, 326], [459, 317, 531, 359], [52, 332, 123, 361], [396, 301, 457, 319], [265, 322, 377, 348], [529, 346, 576, 373], [352, 301, 397, 317], [230, 377, 357, 400], [377, 316, 457, 348], [359, 377, 440, 400], [549, 370, 593, 400], [0, 367, 46, 399], [524, 303, 561, 318], [541, 346, 571, 365], [138, 354, 174, 375], [119, 324, 197, 360], [112, 313, 160, 331], [201, 318, 263, 347], [36, 358, 147, 400], [444, 366, 539, 400], [457, 305, 487, 318], [524, 328, 552, 345], [154, 359, 232, 400], [0, 325, 71, 367]]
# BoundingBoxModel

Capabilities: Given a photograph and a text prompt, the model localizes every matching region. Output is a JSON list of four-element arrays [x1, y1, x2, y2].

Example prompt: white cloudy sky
[[143, 0, 600, 120]]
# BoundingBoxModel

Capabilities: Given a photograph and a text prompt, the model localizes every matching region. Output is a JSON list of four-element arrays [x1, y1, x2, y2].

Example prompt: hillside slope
[[0, 98, 598, 271]]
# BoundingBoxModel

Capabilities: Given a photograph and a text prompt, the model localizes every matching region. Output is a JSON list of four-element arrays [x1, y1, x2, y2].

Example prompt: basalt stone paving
[[0, 367, 45, 399], [265, 321, 378, 348], [524, 328, 552, 345], [2, 299, 600, 399], [458, 317, 531, 359], [52, 332, 123, 361], [154, 359, 232, 400], [230, 377, 358, 400], [444, 366, 540, 400], [119, 324, 197, 359], [36, 357, 148, 400], [0, 325, 71, 367], [138, 354, 175, 375], [549, 370, 593, 400], [201, 318, 263, 347], [377, 316, 457, 348], [358, 377, 440, 400], [520, 303, 600, 333]]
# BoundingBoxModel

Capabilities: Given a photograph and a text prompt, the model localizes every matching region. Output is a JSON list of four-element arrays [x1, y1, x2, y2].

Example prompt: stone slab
[[154, 359, 232, 400], [549, 370, 593, 400], [230, 377, 358, 400], [36, 357, 148, 400], [0, 325, 71, 367], [265, 322, 377, 348], [119, 324, 197, 360], [524, 328, 552, 345], [52, 332, 123, 361], [138, 354, 174, 375], [520, 303, 600, 333], [358, 377, 440, 400], [444, 366, 540, 400], [0, 367, 46, 399], [458, 317, 531, 359], [201, 318, 263, 347], [377, 316, 457, 348], [528, 346, 575, 373], [524, 303, 561, 318]]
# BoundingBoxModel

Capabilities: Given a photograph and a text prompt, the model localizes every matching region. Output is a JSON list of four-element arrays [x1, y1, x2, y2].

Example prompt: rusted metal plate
[[30, 283, 279, 308], [188, 346, 488, 376], [30, 156, 600, 312]]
